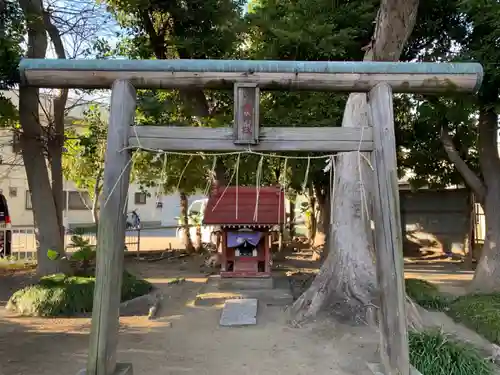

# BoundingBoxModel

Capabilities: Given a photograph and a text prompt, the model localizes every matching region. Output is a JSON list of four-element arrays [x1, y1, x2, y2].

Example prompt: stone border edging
[[119, 290, 162, 318]]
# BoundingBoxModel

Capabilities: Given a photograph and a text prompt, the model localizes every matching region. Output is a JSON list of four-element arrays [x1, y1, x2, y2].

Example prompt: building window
[[9, 187, 17, 198], [134, 192, 147, 205], [67, 191, 90, 210], [12, 132, 22, 154], [25, 190, 32, 210]]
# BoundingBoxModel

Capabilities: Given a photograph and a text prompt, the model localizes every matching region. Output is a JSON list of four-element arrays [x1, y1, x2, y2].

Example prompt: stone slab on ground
[[119, 291, 161, 317], [195, 276, 293, 307], [220, 298, 258, 326], [77, 363, 133, 375]]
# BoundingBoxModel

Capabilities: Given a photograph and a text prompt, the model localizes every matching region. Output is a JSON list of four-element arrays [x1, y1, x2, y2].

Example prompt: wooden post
[[264, 232, 270, 274], [86, 80, 136, 375], [221, 231, 227, 272], [278, 225, 284, 252], [369, 82, 409, 375]]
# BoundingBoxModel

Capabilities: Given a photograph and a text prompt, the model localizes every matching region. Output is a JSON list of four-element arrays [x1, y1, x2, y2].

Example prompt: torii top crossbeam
[[19, 58, 483, 93]]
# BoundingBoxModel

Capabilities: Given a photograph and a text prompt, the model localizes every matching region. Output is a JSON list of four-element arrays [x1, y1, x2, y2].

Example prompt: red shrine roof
[[203, 186, 285, 226]]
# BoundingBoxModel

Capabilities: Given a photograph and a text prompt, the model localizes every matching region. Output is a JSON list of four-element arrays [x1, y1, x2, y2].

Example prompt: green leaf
[[47, 249, 59, 261]]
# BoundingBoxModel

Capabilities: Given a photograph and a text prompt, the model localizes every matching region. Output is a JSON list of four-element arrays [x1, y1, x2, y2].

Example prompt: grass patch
[[6, 270, 152, 316], [405, 278, 450, 310], [447, 293, 500, 345], [409, 330, 493, 375], [403, 279, 500, 373], [406, 279, 500, 354], [0, 260, 36, 271]]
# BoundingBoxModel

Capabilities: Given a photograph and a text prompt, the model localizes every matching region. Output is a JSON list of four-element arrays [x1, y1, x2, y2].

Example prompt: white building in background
[[0, 127, 164, 228], [0, 90, 165, 228]]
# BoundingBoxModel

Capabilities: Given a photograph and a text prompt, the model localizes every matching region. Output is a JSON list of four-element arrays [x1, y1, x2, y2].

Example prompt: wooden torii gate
[[19, 59, 483, 375]]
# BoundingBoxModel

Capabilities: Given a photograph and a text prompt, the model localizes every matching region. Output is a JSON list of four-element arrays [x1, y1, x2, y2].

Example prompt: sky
[[46, 0, 251, 59], [43, 0, 251, 103]]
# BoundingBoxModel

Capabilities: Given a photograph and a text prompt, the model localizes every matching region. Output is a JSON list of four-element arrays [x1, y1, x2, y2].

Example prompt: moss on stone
[[6, 271, 152, 317]]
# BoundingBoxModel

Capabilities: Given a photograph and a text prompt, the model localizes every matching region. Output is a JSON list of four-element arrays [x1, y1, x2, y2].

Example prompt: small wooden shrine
[[203, 185, 285, 278]]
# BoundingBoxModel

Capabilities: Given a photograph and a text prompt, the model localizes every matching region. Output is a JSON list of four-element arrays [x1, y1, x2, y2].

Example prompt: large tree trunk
[[195, 225, 203, 252], [92, 199, 99, 227], [180, 191, 194, 253], [292, 0, 419, 324], [214, 159, 227, 188], [289, 198, 296, 239], [44, 9, 68, 246], [49, 136, 64, 241], [471, 192, 500, 292], [19, 0, 68, 276], [91, 184, 101, 228], [468, 106, 500, 292], [313, 183, 328, 246], [291, 102, 378, 323], [91, 170, 103, 229], [441, 102, 500, 293], [305, 186, 317, 244], [315, 185, 331, 262]]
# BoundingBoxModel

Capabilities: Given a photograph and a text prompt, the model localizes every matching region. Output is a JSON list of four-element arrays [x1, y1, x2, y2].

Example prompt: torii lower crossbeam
[[129, 126, 374, 152]]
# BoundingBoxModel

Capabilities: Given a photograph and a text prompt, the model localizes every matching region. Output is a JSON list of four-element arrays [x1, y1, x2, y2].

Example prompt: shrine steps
[[194, 275, 293, 307], [218, 277, 274, 290]]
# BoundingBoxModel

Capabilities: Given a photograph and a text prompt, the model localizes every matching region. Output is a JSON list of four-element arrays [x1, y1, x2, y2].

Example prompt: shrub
[[68, 235, 97, 275], [6, 271, 152, 317], [409, 330, 493, 375], [121, 271, 153, 301], [405, 278, 450, 310], [447, 293, 500, 345]]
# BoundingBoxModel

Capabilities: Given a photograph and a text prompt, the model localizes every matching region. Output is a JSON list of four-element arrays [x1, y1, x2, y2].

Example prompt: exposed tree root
[[289, 222, 423, 329], [405, 295, 423, 331], [290, 233, 378, 325], [291, 280, 423, 330]]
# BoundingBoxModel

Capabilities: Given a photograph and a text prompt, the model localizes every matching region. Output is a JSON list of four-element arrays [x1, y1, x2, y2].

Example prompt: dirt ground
[[0, 251, 383, 375], [0, 243, 477, 375]]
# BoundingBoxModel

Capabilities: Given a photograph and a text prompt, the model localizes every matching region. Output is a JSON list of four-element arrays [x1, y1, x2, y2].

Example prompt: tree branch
[[43, 10, 65, 57], [138, 9, 209, 117], [43, 10, 69, 133], [139, 9, 167, 59], [366, 0, 419, 61], [440, 126, 486, 203]]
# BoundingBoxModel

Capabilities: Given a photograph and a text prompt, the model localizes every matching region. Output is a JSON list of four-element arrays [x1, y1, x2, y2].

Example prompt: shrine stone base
[[195, 275, 293, 307], [77, 363, 133, 375], [366, 362, 422, 375], [219, 277, 274, 290]]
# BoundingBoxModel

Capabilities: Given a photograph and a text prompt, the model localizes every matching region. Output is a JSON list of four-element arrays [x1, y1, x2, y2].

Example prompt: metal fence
[[67, 229, 141, 253], [0, 226, 141, 262]]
